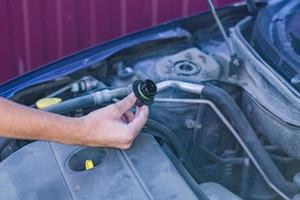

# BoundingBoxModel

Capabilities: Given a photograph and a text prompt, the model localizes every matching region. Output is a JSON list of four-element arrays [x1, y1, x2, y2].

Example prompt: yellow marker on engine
[[85, 160, 94, 170], [36, 98, 62, 109]]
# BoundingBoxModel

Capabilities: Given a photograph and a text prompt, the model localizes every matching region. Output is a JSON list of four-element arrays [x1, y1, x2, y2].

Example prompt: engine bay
[[1, 1, 300, 199], [0, 135, 201, 200]]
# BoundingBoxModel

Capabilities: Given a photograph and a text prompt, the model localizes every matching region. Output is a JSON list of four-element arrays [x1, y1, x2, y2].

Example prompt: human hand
[[78, 93, 149, 149]]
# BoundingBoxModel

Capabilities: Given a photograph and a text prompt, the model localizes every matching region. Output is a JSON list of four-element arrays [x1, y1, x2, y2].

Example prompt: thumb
[[113, 93, 136, 116]]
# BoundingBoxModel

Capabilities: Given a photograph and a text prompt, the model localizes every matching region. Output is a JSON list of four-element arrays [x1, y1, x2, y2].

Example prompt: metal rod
[[207, 0, 235, 56], [155, 98, 291, 200]]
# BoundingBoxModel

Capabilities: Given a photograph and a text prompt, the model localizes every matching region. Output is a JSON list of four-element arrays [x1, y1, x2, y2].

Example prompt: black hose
[[145, 119, 187, 160], [201, 83, 297, 196], [162, 145, 209, 200], [44, 95, 95, 114]]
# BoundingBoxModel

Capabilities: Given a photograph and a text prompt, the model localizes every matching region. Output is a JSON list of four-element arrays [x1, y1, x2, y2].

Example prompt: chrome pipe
[[156, 80, 204, 94]]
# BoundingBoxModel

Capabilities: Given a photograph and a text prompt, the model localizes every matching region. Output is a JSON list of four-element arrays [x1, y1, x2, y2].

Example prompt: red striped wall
[[0, 0, 240, 83]]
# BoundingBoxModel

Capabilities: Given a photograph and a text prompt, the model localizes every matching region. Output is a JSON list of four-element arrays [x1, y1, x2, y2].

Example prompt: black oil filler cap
[[133, 79, 157, 107]]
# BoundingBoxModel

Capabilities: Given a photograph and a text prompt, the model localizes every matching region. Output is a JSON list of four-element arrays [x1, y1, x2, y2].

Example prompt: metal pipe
[[0, 138, 10, 153], [155, 98, 291, 200], [157, 80, 204, 94]]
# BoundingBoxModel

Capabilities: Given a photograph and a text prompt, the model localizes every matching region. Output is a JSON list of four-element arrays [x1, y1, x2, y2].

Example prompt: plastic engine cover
[[0, 134, 197, 200]]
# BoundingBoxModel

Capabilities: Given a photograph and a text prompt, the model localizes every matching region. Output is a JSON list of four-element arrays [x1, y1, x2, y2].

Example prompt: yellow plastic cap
[[85, 160, 94, 170], [36, 98, 62, 109]]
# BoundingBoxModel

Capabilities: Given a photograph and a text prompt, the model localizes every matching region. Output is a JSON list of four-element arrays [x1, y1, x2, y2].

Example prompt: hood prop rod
[[207, 0, 243, 75], [207, 0, 235, 57]]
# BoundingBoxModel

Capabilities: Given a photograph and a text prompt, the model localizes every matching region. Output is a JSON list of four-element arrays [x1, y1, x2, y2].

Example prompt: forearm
[[0, 97, 84, 144], [0, 94, 148, 149]]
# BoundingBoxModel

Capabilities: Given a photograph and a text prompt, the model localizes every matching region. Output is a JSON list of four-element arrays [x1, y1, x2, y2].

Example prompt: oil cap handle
[[133, 79, 157, 107]]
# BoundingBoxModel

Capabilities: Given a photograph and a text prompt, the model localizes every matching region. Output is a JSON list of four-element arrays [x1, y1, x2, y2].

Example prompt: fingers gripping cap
[[133, 79, 157, 107]]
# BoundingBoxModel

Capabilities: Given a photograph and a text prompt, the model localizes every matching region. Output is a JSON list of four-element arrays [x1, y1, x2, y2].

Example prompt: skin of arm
[[0, 94, 148, 149]]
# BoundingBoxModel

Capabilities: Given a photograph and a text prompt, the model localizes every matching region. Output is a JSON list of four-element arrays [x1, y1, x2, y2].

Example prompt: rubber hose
[[162, 145, 209, 200], [145, 119, 187, 160], [201, 83, 297, 196]]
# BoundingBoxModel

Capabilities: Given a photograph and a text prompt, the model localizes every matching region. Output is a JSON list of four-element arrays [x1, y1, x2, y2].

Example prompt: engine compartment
[[2, 1, 300, 200], [0, 135, 200, 200]]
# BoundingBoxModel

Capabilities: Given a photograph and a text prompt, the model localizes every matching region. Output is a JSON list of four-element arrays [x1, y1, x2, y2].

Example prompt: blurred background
[[0, 0, 239, 83]]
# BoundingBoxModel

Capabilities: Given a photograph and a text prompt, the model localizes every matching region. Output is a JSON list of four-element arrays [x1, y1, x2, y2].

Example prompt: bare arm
[[0, 94, 148, 149]]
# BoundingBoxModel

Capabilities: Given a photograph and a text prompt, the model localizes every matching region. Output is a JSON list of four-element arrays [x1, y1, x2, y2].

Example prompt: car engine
[[0, 0, 300, 199]]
